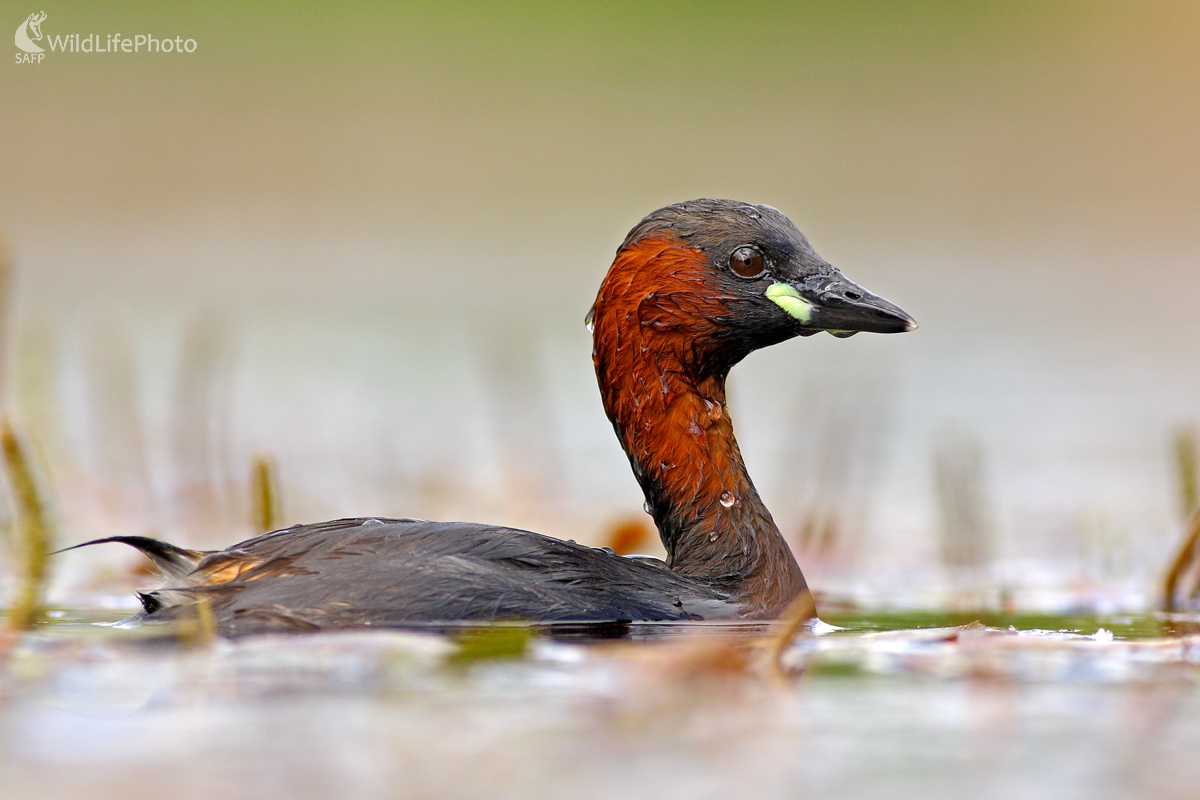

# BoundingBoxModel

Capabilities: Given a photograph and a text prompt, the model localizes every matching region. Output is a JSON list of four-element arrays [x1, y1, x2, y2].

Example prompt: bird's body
[[95, 518, 733, 636], [71, 199, 915, 636]]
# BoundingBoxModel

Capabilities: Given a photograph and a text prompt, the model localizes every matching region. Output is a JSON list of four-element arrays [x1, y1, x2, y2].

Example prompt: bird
[[65, 199, 915, 636]]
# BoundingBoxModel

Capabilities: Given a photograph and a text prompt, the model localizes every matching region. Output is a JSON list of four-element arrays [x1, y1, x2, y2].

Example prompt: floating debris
[[450, 624, 532, 664]]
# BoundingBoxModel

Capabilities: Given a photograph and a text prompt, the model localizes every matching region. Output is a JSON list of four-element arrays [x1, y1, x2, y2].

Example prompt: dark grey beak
[[803, 274, 917, 335]]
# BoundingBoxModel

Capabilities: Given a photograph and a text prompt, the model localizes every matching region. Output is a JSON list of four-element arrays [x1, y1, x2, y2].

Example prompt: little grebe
[[71, 199, 915, 635]]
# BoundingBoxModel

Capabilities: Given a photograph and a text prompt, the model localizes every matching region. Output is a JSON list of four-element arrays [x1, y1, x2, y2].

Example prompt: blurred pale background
[[2, 1, 1199, 607]]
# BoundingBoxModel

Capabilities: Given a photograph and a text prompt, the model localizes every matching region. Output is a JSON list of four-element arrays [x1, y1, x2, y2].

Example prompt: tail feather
[[54, 536, 210, 581], [136, 591, 164, 614]]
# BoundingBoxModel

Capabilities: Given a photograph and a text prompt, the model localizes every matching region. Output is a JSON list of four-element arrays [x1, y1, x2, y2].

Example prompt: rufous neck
[[589, 238, 807, 616]]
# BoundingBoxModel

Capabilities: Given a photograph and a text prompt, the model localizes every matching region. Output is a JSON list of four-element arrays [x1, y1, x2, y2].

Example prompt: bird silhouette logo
[[15, 11, 47, 53]]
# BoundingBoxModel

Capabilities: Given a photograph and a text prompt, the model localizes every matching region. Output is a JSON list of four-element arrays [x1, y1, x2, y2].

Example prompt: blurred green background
[[2, 1, 1199, 607]]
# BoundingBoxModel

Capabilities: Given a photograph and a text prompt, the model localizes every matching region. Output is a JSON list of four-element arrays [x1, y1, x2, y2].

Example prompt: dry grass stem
[[174, 596, 218, 646], [251, 454, 280, 533], [0, 236, 9, 394], [766, 589, 818, 679], [1162, 507, 1200, 612], [2, 416, 53, 631], [1162, 426, 1200, 611], [1174, 426, 1199, 521]]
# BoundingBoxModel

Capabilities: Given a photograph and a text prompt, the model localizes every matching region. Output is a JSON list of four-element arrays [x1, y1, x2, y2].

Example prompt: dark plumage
[[87, 518, 732, 636], [68, 199, 915, 636]]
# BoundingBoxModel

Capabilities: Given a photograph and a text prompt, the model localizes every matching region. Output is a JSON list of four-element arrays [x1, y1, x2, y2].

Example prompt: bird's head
[[589, 199, 916, 377]]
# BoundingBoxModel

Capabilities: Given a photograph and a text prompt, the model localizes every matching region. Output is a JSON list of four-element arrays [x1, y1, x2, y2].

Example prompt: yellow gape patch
[[765, 283, 813, 323]]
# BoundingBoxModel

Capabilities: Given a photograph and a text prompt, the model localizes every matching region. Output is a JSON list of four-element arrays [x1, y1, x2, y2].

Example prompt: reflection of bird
[[67, 200, 915, 636]]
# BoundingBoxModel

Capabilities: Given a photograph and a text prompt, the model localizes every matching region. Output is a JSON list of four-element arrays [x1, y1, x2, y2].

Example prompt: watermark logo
[[15, 11, 46, 58], [14, 11, 198, 65]]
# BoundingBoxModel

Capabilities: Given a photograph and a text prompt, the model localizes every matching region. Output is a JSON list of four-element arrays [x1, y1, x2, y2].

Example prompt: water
[[3, 611, 1200, 800]]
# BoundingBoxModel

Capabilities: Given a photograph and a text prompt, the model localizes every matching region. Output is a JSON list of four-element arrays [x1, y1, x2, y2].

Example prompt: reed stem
[[1174, 426, 1199, 521], [251, 453, 280, 534], [767, 589, 817, 678], [1162, 508, 1200, 612], [2, 416, 52, 630]]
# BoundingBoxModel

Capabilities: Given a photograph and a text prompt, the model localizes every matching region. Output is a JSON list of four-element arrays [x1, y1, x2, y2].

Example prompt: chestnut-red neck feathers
[[590, 236, 807, 617]]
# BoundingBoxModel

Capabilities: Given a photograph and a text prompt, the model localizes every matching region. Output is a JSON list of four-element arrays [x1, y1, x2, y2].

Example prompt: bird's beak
[[809, 274, 917, 335], [767, 271, 916, 336]]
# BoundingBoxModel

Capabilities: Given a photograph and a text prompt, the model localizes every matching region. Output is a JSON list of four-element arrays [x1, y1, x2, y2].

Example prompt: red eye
[[730, 246, 765, 278]]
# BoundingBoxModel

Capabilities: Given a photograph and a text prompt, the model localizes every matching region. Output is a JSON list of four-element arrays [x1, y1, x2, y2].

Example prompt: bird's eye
[[729, 246, 765, 278]]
